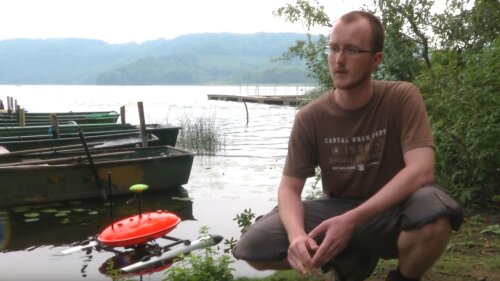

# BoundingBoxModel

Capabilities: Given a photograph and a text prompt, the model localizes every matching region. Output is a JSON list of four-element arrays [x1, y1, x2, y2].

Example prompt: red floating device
[[98, 210, 181, 247]]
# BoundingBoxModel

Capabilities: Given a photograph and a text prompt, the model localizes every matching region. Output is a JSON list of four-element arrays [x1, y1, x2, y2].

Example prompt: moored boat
[[0, 110, 120, 126], [0, 145, 194, 207], [0, 130, 161, 152], [0, 123, 180, 147]]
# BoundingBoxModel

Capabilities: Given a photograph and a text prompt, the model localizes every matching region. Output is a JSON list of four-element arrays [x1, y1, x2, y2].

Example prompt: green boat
[[0, 146, 194, 207], [0, 130, 162, 152], [0, 123, 180, 147], [0, 110, 120, 126]]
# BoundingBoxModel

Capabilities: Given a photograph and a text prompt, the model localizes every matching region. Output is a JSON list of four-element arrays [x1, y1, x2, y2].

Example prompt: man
[[233, 11, 463, 281]]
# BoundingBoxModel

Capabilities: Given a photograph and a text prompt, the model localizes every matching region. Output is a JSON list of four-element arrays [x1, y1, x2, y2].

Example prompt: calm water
[[0, 85, 317, 281]]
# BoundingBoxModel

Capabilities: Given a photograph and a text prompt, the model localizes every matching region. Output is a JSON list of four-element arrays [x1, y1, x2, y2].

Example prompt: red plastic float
[[98, 210, 181, 247]]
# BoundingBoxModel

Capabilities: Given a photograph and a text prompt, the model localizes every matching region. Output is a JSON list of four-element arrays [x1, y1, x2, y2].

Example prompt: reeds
[[176, 113, 225, 155]]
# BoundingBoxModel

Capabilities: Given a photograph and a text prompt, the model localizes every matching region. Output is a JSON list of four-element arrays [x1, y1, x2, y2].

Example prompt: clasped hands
[[287, 215, 356, 274]]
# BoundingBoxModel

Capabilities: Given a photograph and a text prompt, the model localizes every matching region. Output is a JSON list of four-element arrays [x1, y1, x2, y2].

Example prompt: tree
[[273, 0, 332, 90]]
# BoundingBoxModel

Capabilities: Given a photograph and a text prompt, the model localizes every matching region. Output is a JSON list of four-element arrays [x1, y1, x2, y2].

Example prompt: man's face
[[327, 19, 381, 90]]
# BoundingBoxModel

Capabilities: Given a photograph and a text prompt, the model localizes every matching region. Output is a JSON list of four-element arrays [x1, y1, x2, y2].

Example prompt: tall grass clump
[[177, 113, 225, 155]]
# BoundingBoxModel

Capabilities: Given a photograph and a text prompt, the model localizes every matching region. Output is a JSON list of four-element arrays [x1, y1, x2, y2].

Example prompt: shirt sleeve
[[282, 107, 318, 179], [398, 82, 435, 153]]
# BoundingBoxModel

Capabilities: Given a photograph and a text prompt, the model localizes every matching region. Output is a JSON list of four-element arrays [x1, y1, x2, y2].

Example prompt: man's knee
[[403, 216, 452, 243], [401, 185, 463, 231], [418, 217, 452, 241]]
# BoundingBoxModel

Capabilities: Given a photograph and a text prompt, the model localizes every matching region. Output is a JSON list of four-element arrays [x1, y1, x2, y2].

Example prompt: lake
[[0, 85, 318, 281]]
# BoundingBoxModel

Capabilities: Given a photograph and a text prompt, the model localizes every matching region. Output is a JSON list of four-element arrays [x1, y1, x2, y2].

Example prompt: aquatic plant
[[176, 113, 225, 155]]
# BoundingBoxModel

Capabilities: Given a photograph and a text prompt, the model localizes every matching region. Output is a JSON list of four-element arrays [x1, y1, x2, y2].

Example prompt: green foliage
[[233, 208, 256, 234], [305, 167, 324, 200], [163, 226, 235, 281], [417, 39, 500, 207], [273, 0, 333, 90], [223, 209, 257, 254], [372, 3, 425, 81]]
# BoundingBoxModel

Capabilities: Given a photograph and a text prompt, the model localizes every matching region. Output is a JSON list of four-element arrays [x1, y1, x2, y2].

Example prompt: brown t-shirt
[[283, 80, 434, 199]]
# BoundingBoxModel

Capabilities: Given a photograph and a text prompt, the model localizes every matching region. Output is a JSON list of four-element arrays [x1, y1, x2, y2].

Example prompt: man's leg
[[396, 217, 452, 279], [387, 185, 463, 280]]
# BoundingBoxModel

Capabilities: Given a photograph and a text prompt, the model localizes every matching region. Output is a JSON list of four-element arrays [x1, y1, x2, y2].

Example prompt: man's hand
[[287, 234, 319, 274], [308, 214, 356, 267]]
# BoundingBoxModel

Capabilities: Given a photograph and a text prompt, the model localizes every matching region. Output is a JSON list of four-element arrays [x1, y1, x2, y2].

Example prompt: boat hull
[[0, 146, 194, 207]]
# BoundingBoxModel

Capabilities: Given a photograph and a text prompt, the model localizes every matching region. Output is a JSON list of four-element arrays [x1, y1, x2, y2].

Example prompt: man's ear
[[371, 52, 383, 72], [373, 52, 383, 66]]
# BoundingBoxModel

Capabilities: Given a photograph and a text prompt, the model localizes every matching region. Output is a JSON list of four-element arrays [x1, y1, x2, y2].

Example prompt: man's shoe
[[321, 251, 379, 281]]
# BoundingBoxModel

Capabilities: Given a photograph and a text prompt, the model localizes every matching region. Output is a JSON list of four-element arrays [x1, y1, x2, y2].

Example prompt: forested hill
[[0, 33, 315, 85]]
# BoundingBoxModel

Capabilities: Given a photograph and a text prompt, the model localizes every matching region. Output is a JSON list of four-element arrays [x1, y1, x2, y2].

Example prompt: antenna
[[108, 172, 114, 230], [129, 184, 149, 218]]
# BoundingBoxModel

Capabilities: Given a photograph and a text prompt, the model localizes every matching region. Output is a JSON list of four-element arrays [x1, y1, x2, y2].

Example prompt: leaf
[[24, 212, 40, 218], [480, 224, 500, 236], [41, 209, 59, 213]]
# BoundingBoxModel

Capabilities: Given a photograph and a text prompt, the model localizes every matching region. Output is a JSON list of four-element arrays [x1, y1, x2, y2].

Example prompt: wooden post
[[243, 102, 249, 126], [120, 106, 126, 126], [19, 107, 25, 127], [16, 105, 21, 124], [137, 102, 148, 147], [50, 113, 60, 138], [7, 96, 12, 113]]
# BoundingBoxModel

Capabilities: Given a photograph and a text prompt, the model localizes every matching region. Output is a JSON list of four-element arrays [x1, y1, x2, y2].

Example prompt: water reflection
[[0, 187, 193, 253]]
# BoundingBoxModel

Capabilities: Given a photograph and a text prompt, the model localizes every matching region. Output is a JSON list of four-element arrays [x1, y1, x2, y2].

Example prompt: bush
[[417, 39, 500, 207]]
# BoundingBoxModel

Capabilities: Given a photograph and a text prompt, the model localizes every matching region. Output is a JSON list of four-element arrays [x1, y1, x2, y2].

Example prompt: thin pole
[[108, 172, 114, 230], [78, 128, 107, 200]]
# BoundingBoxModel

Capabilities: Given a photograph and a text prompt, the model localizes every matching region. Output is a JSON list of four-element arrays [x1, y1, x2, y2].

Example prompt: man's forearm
[[346, 147, 435, 226], [278, 175, 308, 242]]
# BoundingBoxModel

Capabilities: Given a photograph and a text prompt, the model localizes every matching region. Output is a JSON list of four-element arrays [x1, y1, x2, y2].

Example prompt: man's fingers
[[312, 242, 338, 267], [288, 257, 306, 274], [306, 237, 319, 253]]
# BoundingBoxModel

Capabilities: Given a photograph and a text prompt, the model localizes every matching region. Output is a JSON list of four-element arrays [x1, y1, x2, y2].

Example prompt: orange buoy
[[98, 210, 181, 247]]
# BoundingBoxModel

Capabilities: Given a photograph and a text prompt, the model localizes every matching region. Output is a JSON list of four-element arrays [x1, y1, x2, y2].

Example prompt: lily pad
[[41, 209, 59, 214], [61, 218, 71, 224], [55, 211, 71, 217], [72, 208, 86, 212], [88, 211, 99, 215], [24, 212, 40, 218], [25, 218, 39, 223]]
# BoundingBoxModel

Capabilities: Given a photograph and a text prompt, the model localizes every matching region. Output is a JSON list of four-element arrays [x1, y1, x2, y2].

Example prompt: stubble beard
[[333, 67, 372, 91]]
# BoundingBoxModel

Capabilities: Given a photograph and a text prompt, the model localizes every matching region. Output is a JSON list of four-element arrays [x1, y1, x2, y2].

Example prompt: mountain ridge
[[0, 33, 314, 85]]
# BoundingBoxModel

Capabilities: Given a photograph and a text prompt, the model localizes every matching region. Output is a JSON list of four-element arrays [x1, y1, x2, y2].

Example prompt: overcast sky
[[0, 0, 369, 44]]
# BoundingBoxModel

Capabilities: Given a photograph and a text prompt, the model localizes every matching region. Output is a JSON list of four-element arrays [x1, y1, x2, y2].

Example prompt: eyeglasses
[[325, 45, 375, 56]]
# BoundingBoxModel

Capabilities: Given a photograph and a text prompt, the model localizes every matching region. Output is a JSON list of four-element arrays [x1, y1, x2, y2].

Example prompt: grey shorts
[[233, 185, 463, 262]]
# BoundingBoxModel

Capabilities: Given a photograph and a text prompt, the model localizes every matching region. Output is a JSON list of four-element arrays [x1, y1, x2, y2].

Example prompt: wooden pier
[[207, 94, 309, 106]]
